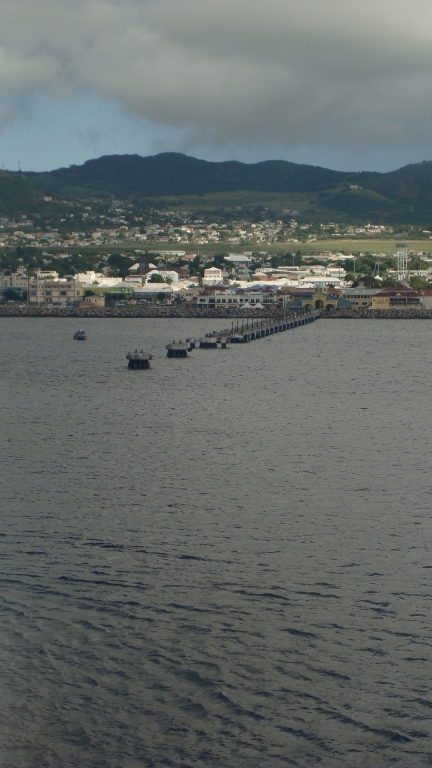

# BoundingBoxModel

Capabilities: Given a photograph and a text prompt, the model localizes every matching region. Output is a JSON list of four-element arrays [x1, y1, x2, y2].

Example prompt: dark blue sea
[[1, 318, 431, 768]]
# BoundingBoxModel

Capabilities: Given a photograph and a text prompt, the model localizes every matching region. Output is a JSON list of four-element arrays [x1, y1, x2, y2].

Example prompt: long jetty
[[200, 309, 318, 347], [167, 309, 318, 356]]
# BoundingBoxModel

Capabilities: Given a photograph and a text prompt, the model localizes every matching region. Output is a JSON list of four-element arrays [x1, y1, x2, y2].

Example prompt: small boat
[[73, 329, 87, 340]]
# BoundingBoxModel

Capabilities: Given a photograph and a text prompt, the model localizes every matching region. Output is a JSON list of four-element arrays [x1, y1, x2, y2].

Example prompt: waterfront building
[[278, 288, 352, 311], [342, 287, 380, 307], [193, 286, 276, 308], [28, 277, 83, 305], [371, 287, 422, 309], [79, 295, 105, 307]]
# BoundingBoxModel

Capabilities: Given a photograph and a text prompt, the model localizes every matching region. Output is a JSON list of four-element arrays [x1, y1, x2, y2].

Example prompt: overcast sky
[[1, 0, 431, 172]]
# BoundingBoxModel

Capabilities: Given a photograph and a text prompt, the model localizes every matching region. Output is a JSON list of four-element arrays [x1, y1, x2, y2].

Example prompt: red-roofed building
[[372, 286, 421, 309], [417, 289, 432, 309]]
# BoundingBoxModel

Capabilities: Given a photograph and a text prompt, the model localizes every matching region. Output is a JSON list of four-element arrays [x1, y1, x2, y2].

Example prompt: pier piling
[[126, 350, 153, 369]]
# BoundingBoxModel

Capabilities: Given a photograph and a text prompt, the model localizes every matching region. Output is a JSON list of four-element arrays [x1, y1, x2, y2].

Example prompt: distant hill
[[11, 152, 432, 224], [0, 171, 44, 216], [24, 153, 350, 198]]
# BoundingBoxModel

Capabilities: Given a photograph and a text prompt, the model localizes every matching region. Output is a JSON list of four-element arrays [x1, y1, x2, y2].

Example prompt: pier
[[166, 310, 317, 358], [195, 310, 318, 349]]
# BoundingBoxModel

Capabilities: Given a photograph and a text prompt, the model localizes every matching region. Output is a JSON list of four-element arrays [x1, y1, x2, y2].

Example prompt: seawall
[[3, 306, 432, 319], [321, 308, 432, 319], [0, 306, 286, 319]]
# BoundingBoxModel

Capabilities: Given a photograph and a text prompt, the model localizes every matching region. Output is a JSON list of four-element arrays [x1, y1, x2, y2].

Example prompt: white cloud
[[1, 0, 432, 156]]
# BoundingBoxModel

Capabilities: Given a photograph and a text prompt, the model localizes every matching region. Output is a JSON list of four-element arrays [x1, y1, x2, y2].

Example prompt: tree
[[410, 277, 430, 290], [107, 253, 133, 277], [212, 252, 226, 269], [408, 256, 427, 270], [106, 292, 129, 303], [148, 273, 165, 283], [359, 275, 381, 288], [189, 255, 203, 277]]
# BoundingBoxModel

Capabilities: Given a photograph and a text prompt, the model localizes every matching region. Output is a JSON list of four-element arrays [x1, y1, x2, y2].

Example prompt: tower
[[138, 252, 149, 275], [396, 242, 408, 283]]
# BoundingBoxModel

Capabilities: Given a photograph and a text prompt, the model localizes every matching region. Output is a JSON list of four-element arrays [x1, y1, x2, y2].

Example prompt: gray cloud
[[0, 0, 432, 157]]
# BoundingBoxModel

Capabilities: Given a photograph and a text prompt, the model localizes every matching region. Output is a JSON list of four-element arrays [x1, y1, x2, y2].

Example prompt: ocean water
[[1, 317, 431, 768]]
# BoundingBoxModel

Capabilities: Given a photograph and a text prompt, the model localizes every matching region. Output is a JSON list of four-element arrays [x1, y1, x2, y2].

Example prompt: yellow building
[[371, 295, 390, 309], [279, 289, 344, 311], [79, 295, 105, 307]]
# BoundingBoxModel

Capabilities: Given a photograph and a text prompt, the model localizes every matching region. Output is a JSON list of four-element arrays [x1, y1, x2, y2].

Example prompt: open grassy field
[[55, 238, 432, 260], [143, 189, 310, 214], [287, 239, 432, 257]]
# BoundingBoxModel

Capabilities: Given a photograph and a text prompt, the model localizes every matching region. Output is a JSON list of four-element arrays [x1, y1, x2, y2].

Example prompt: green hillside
[[0, 171, 45, 215], [23, 152, 347, 198], [8, 152, 432, 224]]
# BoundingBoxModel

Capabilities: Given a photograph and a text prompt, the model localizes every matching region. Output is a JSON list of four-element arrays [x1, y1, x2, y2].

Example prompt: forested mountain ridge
[[24, 153, 351, 197], [4, 153, 432, 224]]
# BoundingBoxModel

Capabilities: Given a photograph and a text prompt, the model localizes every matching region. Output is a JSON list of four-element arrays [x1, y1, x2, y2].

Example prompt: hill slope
[[0, 171, 45, 216], [13, 152, 432, 224], [25, 152, 350, 198]]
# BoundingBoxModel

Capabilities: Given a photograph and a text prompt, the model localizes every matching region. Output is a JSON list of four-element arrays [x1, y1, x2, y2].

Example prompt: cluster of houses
[[3, 262, 432, 312], [0, 205, 402, 251]]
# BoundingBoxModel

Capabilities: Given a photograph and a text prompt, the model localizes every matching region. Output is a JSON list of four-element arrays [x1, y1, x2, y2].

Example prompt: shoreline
[[320, 308, 432, 319], [2, 306, 432, 319], [0, 306, 286, 319]]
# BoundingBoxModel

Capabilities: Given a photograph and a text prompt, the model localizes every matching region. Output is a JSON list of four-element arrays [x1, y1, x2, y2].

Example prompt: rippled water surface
[[1, 318, 432, 768]]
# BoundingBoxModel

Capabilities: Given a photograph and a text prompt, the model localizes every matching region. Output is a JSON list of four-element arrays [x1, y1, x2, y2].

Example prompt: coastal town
[[2, 199, 432, 314], [2, 249, 432, 314]]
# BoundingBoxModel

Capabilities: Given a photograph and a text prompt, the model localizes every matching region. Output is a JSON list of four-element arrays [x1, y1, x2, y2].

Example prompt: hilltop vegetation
[[0, 171, 45, 216], [2, 153, 432, 225], [24, 153, 346, 198]]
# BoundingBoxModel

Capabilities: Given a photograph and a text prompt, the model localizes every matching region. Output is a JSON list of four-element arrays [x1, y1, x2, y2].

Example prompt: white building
[[225, 254, 252, 267], [299, 275, 344, 287], [145, 270, 179, 285], [135, 284, 176, 300], [203, 267, 223, 285], [28, 277, 83, 304], [75, 271, 104, 283]]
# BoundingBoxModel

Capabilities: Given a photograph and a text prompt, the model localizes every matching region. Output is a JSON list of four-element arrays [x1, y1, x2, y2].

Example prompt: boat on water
[[73, 329, 87, 340]]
